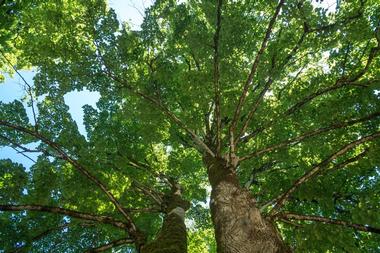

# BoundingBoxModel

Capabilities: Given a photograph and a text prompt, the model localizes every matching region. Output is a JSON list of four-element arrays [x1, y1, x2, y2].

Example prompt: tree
[[1, 0, 380, 252]]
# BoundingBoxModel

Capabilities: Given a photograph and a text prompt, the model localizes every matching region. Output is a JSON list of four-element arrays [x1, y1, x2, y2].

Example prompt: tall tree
[[1, 0, 380, 252]]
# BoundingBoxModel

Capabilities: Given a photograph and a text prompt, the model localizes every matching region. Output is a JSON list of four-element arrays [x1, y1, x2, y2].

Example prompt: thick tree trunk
[[205, 156, 291, 253], [141, 186, 190, 253]]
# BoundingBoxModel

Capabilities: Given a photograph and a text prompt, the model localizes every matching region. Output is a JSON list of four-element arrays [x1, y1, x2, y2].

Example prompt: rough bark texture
[[205, 156, 291, 253], [141, 187, 190, 253]]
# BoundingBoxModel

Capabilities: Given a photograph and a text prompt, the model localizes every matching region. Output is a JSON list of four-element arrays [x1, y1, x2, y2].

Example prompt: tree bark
[[204, 156, 291, 253], [141, 185, 190, 253]]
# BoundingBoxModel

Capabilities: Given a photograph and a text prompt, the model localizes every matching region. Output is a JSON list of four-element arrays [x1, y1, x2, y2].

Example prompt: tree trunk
[[141, 185, 190, 253], [204, 156, 291, 253]]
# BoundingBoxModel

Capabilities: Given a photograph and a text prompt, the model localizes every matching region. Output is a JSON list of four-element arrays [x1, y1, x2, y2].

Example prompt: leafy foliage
[[1, 0, 380, 252]]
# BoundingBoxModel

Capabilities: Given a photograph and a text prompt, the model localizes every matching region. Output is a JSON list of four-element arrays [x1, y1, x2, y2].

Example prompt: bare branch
[[85, 238, 134, 252], [278, 213, 380, 234], [269, 131, 380, 214], [0, 48, 38, 130], [0, 134, 40, 153], [213, 0, 223, 156], [123, 207, 160, 213], [240, 111, 380, 162], [0, 204, 128, 230], [229, 0, 285, 153], [0, 134, 38, 163], [0, 120, 140, 237], [244, 161, 277, 188]]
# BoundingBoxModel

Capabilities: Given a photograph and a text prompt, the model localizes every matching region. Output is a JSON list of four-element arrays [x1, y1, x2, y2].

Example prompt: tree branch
[[236, 28, 308, 147], [0, 48, 38, 130], [278, 213, 380, 234], [85, 238, 134, 253], [0, 120, 140, 238], [242, 24, 379, 142], [93, 40, 215, 157], [107, 70, 215, 157], [11, 222, 95, 253], [0, 204, 128, 230], [229, 0, 285, 154], [240, 111, 380, 161], [131, 178, 163, 206], [269, 131, 380, 214], [0, 134, 40, 153], [0, 134, 38, 163], [285, 39, 379, 116], [213, 0, 223, 156]]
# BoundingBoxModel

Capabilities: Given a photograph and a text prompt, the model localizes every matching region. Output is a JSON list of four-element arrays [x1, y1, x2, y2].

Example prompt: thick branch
[[86, 238, 134, 253], [229, 0, 285, 152], [213, 0, 223, 155], [0, 204, 128, 230], [240, 111, 380, 161], [270, 131, 380, 213], [0, 120, 139, 237], [279, 213, 380, 234]]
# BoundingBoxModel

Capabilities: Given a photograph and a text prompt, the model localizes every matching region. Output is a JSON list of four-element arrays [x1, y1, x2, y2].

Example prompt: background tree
[[1, 0, 380, 252]]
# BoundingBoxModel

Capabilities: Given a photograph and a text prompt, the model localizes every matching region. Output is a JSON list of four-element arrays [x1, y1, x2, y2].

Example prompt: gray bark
[[205, 156, 291, 253]]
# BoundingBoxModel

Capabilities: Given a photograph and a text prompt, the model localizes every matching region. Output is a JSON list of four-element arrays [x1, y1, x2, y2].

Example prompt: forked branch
[[236, 27, 309, 147], [229, 0, 285, 153]]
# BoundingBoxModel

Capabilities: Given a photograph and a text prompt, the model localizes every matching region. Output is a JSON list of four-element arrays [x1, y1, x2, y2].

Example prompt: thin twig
[[278, 212, 380, 234], [0, 48, 38, 130]]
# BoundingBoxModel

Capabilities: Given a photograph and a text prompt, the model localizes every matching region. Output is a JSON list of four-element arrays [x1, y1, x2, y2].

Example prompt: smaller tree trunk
[[141, 183, 190, 253], [204, 156, 291, 253]]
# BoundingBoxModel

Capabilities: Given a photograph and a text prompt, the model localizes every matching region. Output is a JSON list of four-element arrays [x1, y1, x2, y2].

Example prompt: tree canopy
[[1, 0, 380, 252]]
